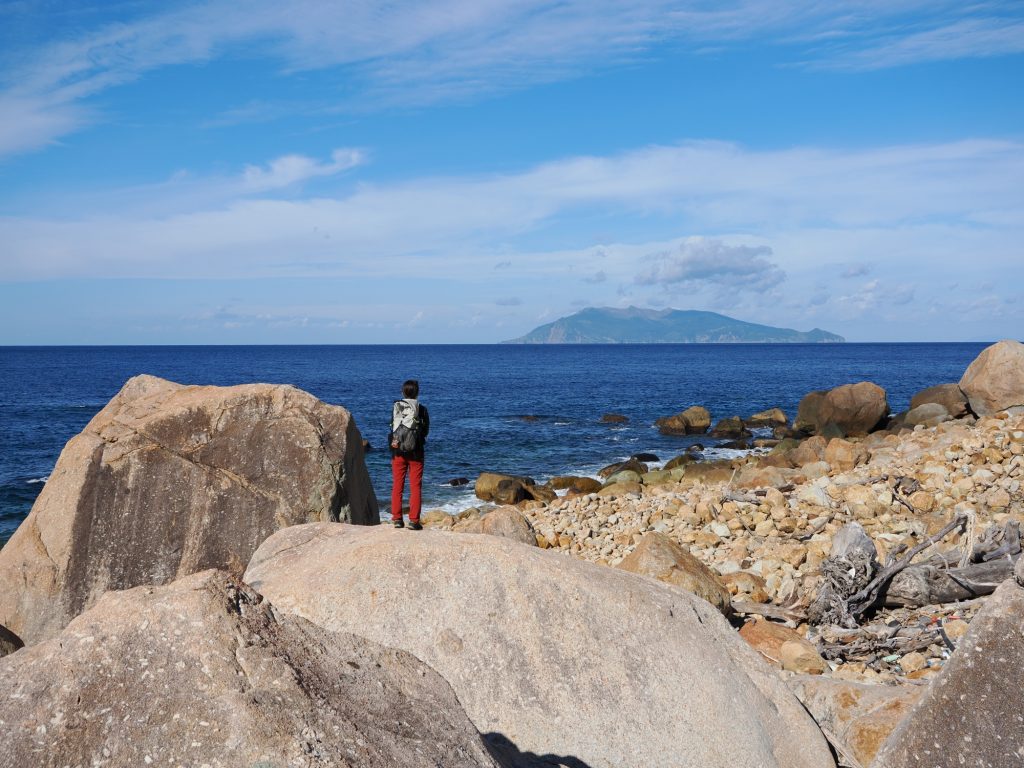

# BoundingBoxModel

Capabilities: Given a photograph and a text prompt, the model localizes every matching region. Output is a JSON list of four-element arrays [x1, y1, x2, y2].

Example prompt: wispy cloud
[[239, 149, 365, 194], [2, 1, 1021, 158]]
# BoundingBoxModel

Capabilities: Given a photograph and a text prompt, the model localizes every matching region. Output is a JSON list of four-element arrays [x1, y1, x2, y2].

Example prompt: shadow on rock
[[484, 733, 595, 768]]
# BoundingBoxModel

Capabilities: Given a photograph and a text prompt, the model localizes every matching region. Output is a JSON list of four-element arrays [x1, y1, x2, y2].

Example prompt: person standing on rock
[[389, 379, 429, 530]]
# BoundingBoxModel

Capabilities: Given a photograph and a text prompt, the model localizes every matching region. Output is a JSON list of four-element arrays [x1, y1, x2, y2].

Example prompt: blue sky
[[0, 1, 1022, 343]]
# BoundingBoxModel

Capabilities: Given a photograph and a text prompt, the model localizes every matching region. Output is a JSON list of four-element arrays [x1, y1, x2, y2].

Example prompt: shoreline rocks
[[0, 374, 377, 645], [795, 382, 889, 437], [656, 405, 711, 435]]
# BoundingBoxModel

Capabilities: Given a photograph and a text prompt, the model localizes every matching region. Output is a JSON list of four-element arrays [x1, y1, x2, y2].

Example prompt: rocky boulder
[[655, 405, 711, 435], [0, 570, 497, 768], [747, 408, 788, 427], [791, 676, 923, 768], [795, 382, 889, 437], [664, 453, 698, 471], [475, 472, 535, 502], [823, 438, 870, 472], [909, 383, 969, 419], [600, 413, 629, 423], [246, 524, 834, 768], [790, 435, 828, 466], [958, 339, 1024, 416], [597, 457, 648, 479], [873, 575, 1024, 767], [739, 618, 826, 674], [617, 532, 732, 614], [451, 506, 537, 547], [903, 402, 951, 428], [0, 374, 377, 645], [710, 416, 751, 439]]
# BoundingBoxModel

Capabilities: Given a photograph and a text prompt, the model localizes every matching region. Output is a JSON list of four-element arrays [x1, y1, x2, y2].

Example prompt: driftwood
[[809, 515, 972, 627], [807, 523, 879, 627], [884, 554, 1020, 607], [843, 514, 968, 621], [884, 520, 1022, 607]]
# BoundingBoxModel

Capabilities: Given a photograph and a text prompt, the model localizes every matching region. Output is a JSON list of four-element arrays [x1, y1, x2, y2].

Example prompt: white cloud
[[239, 149, 365, 193], [2, 1, 1021, 158], [636, 239, 785, 291], [2, 138, 1021, 283], [816, 17, 1024, 71]]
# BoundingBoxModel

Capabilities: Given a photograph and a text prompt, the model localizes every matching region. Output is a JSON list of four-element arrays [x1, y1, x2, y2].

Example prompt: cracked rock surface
[[0, 570, 497, 768], [0, 374, 378, 644]]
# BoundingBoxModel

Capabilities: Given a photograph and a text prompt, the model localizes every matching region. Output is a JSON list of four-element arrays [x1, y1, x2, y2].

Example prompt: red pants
[[391, 454, 423, 522]]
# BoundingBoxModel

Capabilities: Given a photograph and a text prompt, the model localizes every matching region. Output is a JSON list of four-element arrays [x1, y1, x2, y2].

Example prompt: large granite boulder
[[959, 339, 1024, 416], [795, 382, 889, 437], [0, 570, 496, 768], [0, 374, 377, 645], [909, 383, 969, 418], [872, 576, 1024, 767], [617, 531, 732, 614], [246, 524, 834, 768], [656, 405, 711, 435]]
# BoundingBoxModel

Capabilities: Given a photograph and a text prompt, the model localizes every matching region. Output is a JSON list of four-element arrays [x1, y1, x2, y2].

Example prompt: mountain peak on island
[[503, 307, 844, 344]]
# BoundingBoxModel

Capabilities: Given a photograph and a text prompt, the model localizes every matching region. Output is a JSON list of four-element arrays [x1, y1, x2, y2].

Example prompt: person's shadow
[[484, 733, 595, 768]]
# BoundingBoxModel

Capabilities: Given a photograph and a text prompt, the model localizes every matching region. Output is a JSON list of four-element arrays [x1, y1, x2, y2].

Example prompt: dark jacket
[[390, 399, 429, 460]]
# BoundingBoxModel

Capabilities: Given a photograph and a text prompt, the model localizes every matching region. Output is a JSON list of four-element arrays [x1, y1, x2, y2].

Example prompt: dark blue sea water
[[0, 343, 989, 544]]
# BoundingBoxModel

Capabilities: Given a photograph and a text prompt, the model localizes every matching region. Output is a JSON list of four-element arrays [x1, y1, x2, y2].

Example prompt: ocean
[[0, 343, 989, 543]]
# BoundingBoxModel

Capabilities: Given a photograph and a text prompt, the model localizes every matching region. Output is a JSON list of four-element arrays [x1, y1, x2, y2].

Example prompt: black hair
[[402, 379, 419, 398]]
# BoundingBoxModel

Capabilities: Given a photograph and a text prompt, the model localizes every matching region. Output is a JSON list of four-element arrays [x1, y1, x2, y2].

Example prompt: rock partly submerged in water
[[656, 405, 712, 436], [245, 523, 834, 768], [747, 408, 788, 427], [0, 570, 498, 768], [710, 415, 751, 439], [958, 339, 1024, 416], [0, 374, 378, 645]]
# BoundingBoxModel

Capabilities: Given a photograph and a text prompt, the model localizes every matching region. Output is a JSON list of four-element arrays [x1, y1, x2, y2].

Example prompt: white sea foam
[[26, 476, 49, 484]]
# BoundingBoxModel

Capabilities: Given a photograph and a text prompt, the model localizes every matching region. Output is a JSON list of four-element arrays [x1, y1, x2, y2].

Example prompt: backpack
[[390, 401, 421, 453]]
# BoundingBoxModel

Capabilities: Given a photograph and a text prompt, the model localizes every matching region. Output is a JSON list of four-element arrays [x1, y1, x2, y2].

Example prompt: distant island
[[503, 307, 845, 344]]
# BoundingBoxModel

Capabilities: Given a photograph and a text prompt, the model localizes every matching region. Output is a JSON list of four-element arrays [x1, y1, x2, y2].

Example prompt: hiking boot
[[391, 519, 405, 529], [408, 521, 423, 531]]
